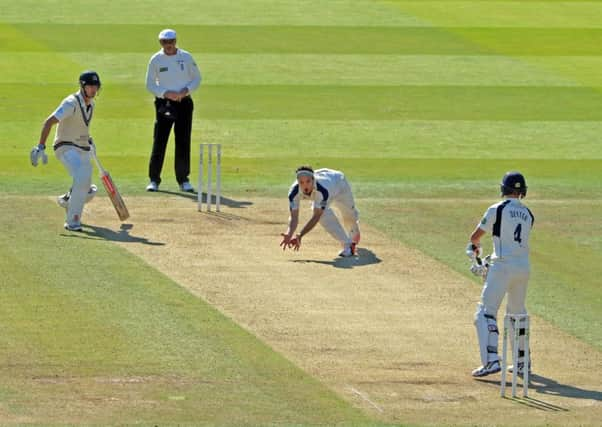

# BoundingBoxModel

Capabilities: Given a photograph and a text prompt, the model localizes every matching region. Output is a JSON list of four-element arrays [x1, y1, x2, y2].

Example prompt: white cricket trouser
[[482, 260, 529, 316], [319, 178, 360, 246], [55, 146, 92, 225], [474, 259, 529, 365]]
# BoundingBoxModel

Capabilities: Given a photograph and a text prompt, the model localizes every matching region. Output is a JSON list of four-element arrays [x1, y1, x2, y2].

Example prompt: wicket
[[500, 314, 530, 398], [198, 143, 222, 212]]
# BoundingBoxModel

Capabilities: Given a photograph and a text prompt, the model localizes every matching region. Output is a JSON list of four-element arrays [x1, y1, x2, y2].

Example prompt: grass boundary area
[[0, 196, 378, 425]]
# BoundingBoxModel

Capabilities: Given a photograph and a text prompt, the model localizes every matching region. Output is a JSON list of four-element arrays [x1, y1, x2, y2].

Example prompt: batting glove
[[470, 262, 487, 277], [470, 254, 491, 277], [30, 144, 48, 167], [465, 242, 482, 260]]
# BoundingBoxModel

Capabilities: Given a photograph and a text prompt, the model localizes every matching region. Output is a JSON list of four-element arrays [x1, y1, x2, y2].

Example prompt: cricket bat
[[91, 149, 130, 221]]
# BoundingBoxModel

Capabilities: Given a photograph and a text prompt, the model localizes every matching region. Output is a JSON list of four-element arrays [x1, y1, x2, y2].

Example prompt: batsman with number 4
[[466, 172, 534, 379]]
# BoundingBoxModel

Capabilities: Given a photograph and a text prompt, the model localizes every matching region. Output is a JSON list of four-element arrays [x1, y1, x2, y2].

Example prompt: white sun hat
[[158, 29, 177, 40]]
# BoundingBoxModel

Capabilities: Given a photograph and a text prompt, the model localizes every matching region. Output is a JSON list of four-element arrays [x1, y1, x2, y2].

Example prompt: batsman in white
[[280, 166, 360, 257], [30, 71, 101, 231], [466, 172, 534, 377]]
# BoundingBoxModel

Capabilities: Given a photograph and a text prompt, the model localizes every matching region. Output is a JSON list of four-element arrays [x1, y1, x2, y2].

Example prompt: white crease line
[[350, 386, 384, 413]]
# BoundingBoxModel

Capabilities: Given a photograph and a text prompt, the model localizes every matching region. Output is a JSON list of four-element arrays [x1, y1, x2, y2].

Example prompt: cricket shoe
[[471, 360, 501, 377], [57, 185, 98, 208], [64, 222, 83, 232], [179, 181, 194, 192], [338, 244, 354, 258], [508, 362, 532, 377], [146, 181, 159, 192], [57, 192, 71, 209]]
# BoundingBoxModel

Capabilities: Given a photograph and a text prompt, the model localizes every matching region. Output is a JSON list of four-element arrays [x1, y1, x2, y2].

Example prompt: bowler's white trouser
[[319, 178, 360, 246], [55, 146, 92, 225], [474, 259, 530, 365]]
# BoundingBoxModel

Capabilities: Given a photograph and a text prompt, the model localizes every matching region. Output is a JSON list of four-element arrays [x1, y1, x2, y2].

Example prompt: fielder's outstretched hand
[[280, 233, 293, 250], [289, 235, 301, 251], [30, 144, 48, 167]]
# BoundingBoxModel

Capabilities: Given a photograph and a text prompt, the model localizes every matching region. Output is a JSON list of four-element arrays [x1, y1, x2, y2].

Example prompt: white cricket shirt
[[288, 168, 348, 210], [478, 198, 534, 262], [145, 48, 201, 98], [52, 91, 94, 148]]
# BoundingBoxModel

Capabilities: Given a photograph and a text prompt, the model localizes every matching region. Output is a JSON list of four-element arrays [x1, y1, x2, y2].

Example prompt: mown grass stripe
[[6, 24, 602, 56], [4, 83, 602, 121], [2, 157, 600, 199], [4, 119, 601, 160], [0, 52, 583, 87], [4, 24, 481, 55], [0, 0, 426, 27], [391, 1, 602, 29]]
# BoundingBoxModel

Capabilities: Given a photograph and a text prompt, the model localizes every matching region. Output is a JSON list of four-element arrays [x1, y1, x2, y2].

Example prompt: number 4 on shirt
[[514, 224, 522, 244]]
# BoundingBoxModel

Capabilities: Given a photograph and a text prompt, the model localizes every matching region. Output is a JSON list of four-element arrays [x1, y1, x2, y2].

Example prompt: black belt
[[54, 141, 90, 151], [155, 95, 191, 102]]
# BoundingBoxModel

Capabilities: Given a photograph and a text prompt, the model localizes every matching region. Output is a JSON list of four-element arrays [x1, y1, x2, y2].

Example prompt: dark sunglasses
[[160, 39, 176, 45]]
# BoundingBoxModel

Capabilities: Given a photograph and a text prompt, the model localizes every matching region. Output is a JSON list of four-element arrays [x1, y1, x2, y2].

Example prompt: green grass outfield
[[1, 0, 601, 424], [0, 197, 375, 425]]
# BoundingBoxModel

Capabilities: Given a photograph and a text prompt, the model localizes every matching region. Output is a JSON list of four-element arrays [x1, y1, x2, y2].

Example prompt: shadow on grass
[[291, 248, 381, 269], [476, 373, 601, 411], [62, 223, 165, 246], [157, 190, 253, 209], [198, 210, 249, 221], [529, 373, 602, 402]]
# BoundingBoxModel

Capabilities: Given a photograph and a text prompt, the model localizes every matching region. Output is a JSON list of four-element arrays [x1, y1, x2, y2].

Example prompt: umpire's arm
[[145, 57, 168, 98]]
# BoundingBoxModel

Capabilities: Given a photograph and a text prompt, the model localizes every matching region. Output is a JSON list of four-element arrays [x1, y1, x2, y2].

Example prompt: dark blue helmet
[[501, 171, 527, 197], [79, 70, 101, 88]]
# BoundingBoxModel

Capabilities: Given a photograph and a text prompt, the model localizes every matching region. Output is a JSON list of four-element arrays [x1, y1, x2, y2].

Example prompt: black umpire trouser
[[149, 96, 193, 185]]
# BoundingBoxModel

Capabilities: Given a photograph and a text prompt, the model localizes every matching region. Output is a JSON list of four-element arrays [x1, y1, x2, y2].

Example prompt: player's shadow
[[476, 373, 601, 410], [157, 190, 253, 209], [62, 224, 165, 246], [529, 373, 602, 401], [291, 248, 381, 269]]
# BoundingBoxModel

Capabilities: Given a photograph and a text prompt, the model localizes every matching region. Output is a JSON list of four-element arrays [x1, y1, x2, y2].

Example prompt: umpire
[[145, 28, 201, 192]]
